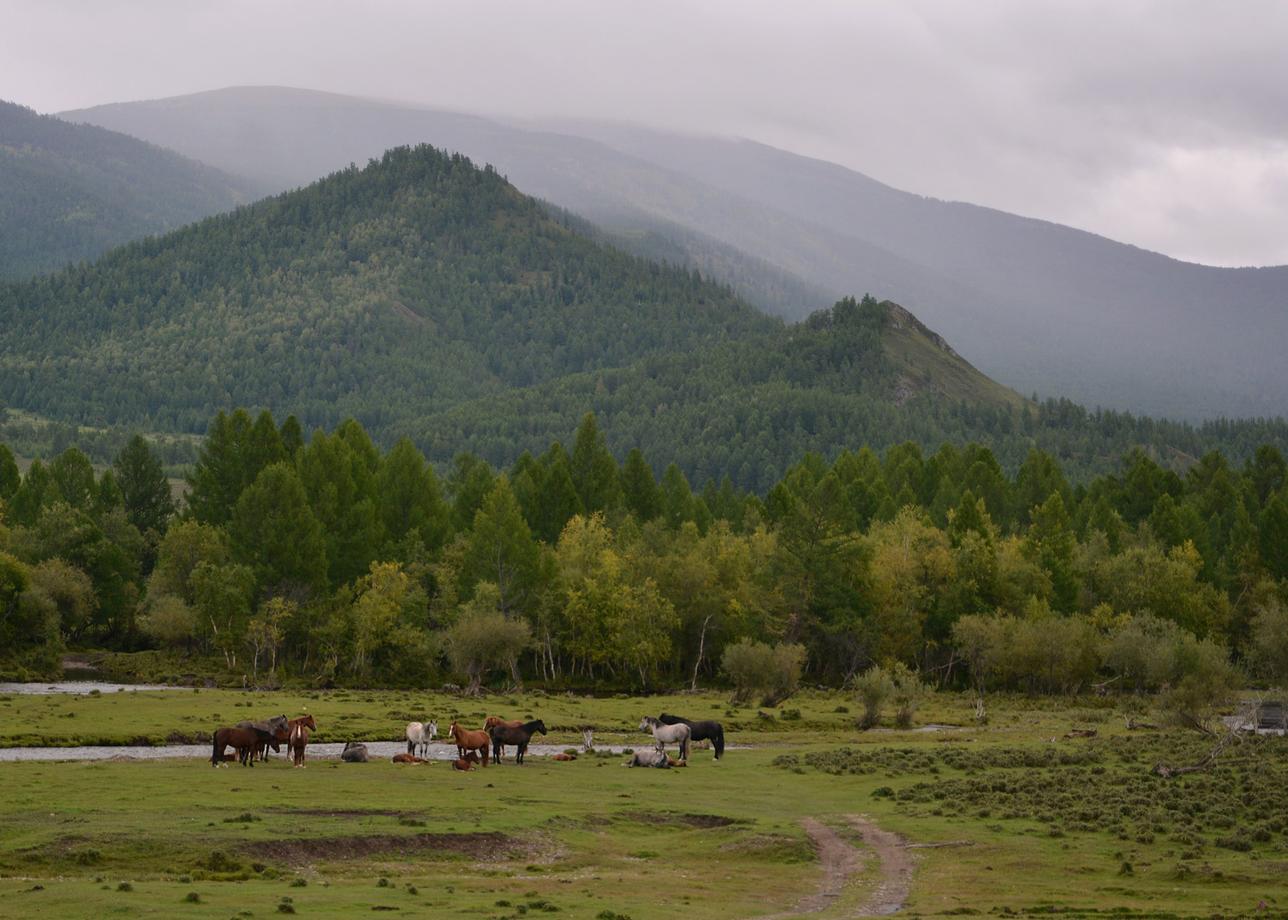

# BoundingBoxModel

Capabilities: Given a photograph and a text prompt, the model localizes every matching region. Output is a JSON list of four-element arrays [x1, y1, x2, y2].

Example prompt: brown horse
[[485, 716, 523, 758], [447, 721, 490, 766], [288, 715, 316, 768], [211, 726, 263, 766], [392, 753, 427, 764]]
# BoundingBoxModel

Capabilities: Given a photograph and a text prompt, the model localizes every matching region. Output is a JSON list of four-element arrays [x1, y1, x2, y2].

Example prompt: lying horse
[[211, 725, 271, 767], [288, 714, 316, 768], [484, 716, 523, 759], [659, 713, 725, 759], [624, 749, 671, 768], [340, 741, 369, 763], [405, 719, 437, 758], [489, 719, 546, 765], [639, 716, 690, 762], [447, 721, 490, 766], [392, 753, 427, 764]]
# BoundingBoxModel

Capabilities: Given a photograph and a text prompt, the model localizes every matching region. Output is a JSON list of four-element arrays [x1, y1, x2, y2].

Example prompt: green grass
[[0, 690, 1284, 918]]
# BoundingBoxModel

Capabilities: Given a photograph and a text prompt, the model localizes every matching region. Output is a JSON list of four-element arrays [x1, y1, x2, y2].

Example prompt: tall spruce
[[113, 435, 175, 535]]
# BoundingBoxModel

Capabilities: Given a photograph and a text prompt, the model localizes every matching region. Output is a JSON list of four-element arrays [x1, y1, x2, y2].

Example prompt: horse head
[[638, 717, 657, 732], [427, 720, 438, 740], [484, 716, 501, 729], [532, 720, 547, 735], [448, 720, 460, 739]]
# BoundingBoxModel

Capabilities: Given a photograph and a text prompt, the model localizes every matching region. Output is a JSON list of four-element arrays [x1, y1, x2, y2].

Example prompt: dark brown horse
[[484, 715, 523, 758], [448, 721, 490, 766], [287, 715, 316, 768], [489, 719, 546, 765], [236, 715, 288, 761], [211, 726, 265, 766]]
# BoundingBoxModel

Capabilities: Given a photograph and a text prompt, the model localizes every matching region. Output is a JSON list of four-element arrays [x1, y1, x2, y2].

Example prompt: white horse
[[639, 716, 690, 762], [405, 719, 437, 758]]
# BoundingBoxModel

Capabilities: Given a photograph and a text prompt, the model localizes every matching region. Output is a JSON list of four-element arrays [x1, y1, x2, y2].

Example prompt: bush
[[721, 639, 805, 706], [853, 665, 893, 729]]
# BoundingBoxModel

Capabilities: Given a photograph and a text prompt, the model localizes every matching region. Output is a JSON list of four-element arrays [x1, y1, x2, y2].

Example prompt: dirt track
[[761, 814, 914, 918]]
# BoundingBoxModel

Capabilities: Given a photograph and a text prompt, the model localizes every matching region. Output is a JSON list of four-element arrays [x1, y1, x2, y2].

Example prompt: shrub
[[853, 665, 893, 729], [721, 639, 806, 706]]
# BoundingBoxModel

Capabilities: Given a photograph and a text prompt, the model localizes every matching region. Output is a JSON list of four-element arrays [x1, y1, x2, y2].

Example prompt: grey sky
[[4, 0, 1286, 266]]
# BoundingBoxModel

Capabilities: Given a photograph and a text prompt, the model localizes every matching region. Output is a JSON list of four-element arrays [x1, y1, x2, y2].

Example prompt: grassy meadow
[[0, 688, 1284, 918]]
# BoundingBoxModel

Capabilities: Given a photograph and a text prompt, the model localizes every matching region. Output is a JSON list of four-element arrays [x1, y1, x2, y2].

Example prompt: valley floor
[[0, 689, 1282, 919]]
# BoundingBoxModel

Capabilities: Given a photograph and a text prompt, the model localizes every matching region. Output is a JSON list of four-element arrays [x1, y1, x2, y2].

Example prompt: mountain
[[64, 86, 1288, 421], [0, 144, 775, 436], [0, 99, 257, 279], [2, 140, 1283, 489]]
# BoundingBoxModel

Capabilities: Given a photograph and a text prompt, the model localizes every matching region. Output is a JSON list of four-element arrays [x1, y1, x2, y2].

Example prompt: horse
[[452, 756, 475, 772], [340, 741, 369, 763], [405, 719, 437, 758], [489, 719, 546, 765], [639, 716, 690, 762], [659, 713, 725, 759], [288, 715, 316, 768], [392, 753, 427, 764], [624, 749, 671, 768], [485, 716, 523, 758], [551, 752, 577, 762], [236, 715, 288, 761], [211, 725, 267, 767], [447, 721, 490, 766]]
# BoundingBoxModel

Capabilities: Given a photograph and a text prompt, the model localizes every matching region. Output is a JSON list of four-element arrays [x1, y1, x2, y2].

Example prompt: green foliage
[[445, 583, 532, 692], [113, 434, 175, 535], [721, 639, 806, 706], [230, 463, 327, 593]]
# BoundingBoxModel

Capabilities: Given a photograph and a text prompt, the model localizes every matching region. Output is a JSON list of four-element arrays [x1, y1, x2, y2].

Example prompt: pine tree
[[0, 444, 19, 501], [570, 413, 622, 513], [230, 462, 328, 592], [374, 438, 450, 552], [460, 475, 542, 613], [621, 448, 660, 522], [113, 434, 175, 535], [297, 431, 383, 587]]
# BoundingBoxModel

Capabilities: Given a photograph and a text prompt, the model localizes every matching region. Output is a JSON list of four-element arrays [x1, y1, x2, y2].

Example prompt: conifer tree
[[621, 448, 660, 522], [113, 435, 175, 535], [230, 462, 327, 592], [570, 412, 622, 513]]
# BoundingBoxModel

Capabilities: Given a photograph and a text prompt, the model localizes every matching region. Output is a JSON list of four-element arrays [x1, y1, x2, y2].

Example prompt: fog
[[3, 0, 1286, 266]]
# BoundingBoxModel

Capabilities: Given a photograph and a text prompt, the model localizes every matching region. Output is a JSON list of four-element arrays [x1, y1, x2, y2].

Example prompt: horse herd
[[209, 710, 725, 770]]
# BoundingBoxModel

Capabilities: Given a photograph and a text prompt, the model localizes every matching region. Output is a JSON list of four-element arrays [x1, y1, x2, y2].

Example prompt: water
[[0, 740, 640, 763], [0, 680, 186, 695]]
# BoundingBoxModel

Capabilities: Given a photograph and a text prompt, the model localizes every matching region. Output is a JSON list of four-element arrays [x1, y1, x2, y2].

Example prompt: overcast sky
[[4, 0, 1286, 266]]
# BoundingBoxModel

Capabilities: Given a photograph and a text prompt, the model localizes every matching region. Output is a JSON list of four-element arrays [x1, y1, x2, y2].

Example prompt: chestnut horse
[[211, 726, 264, 766], [447, 721, 490, 766], [288, 715, 316, 768], [484, 716, 523, 758]]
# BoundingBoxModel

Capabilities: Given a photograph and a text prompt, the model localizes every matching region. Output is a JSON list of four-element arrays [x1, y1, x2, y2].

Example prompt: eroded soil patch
[[244, 831, 532, 865], [618, 810, 743, 828]]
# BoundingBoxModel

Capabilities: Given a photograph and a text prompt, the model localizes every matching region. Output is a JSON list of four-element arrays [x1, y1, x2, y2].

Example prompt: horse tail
[[713, 726, 724, 760], [211, 730, 221, 767]]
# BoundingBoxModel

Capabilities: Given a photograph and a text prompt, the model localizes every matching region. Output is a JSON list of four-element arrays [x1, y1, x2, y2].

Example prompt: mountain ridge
[[62, 86, 1288, 420]]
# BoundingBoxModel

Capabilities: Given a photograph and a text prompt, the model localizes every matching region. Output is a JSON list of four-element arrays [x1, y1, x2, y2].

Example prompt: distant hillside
[[0, 144, 774, 436], [65, 86, 1288, 420], [0, 99, 257, 279]]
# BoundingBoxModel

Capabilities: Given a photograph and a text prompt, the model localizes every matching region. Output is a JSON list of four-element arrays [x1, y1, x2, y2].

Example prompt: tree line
[[2, 410, 1286, 698]]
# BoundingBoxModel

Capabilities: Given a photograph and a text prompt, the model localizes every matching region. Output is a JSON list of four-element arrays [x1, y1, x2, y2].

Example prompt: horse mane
[[522, 719, 545, 732]]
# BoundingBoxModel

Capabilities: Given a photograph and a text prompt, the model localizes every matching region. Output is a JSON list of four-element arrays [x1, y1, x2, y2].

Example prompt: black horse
[[659, 713, 725, 759], [489, 719, 546, 765]]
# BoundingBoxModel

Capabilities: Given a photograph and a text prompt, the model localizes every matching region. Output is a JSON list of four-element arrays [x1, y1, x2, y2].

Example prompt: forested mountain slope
[[65, 86, 1288, 420], [0, 144, 773, 435], [0, 100, 256, 279]]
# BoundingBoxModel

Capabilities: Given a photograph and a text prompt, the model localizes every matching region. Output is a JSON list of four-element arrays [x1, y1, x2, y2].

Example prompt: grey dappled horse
[[639, 716, 690, 762], [405, 719, 437, 758]]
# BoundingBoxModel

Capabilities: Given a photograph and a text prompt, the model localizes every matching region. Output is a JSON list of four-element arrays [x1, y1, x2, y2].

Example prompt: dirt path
[[845, 815, 915, 916], [760, 814, 914, 919]]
